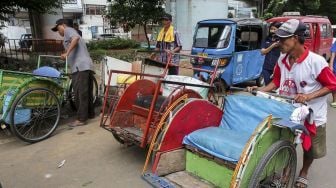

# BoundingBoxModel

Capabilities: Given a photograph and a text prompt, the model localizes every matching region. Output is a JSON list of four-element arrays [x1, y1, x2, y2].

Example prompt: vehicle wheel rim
[[12, 89, 60, 141], [255, 146, 296, 188]]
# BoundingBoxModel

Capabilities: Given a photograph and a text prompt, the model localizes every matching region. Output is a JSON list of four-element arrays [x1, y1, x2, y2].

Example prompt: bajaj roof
[[198, 18, 264, 26]]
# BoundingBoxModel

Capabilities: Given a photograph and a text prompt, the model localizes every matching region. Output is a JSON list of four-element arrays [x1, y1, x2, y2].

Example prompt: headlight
[[211, 58, 228, 67], [219, 58, 228, 66]]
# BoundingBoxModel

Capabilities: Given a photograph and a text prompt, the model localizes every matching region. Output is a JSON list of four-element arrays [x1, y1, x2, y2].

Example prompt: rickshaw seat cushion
[[33, 66, 61, 78], [220, 95, 295, 135], [183, 127, 251, 163], [183, 95, 295, 163], [135, 95, 167, 111]]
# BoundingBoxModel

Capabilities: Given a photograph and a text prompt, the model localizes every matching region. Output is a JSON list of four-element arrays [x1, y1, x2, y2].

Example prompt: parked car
[[18, 34, 32, 49], [191, 18, 268, 87], [267, 15, 333, 60]]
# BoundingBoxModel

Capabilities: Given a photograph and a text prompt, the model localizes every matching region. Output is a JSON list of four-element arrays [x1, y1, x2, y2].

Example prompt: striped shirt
[[156, 29, 182, 65]]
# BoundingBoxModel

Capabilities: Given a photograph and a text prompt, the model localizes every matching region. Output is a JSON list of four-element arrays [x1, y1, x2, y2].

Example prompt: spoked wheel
[[248, 140, 297, 188], [10, 88, 61, 143], [69, 76, 99, 111]]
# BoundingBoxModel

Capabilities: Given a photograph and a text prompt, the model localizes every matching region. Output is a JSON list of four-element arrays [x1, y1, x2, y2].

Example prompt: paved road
[[0, 98, 336, 188], [0, 116, 148, 188]]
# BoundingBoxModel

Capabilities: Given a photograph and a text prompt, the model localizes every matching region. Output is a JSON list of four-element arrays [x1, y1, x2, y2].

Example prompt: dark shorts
[[304, 125, 326, 159]]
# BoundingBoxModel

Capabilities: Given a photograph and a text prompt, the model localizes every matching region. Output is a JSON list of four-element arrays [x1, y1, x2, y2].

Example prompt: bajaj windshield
[[194, 25, 231, 49]]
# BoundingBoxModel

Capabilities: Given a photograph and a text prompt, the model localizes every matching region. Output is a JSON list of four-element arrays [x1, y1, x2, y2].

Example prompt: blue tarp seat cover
[[33, 66, 61, 78], [2, 90, 31, 125], [183, 95, 295, 163]]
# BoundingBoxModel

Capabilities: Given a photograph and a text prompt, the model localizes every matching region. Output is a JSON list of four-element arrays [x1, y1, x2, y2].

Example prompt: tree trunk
[[28, 10, 42, 39], [137, 25, 140, 40], [143, 23, 150, 49]]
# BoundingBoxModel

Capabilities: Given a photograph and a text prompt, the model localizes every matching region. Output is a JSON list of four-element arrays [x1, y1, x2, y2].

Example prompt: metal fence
[[0, 39, 64, 65]]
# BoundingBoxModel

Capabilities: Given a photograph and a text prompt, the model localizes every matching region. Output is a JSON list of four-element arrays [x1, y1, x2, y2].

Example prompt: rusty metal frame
[[100, 53, 221, 148]]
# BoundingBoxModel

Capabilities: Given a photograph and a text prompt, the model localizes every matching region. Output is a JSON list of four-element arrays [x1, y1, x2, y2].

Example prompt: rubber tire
[[248, 140, 297, 188], [69, 76, 99, 111], [256, 75, 265, 87], [10, 88, 61, 143]]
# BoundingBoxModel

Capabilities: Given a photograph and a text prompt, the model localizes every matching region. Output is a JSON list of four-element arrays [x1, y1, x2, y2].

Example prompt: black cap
[[51, 19, 70, 32], [275, 19, 306, 38], [161, 13, 172, 21]]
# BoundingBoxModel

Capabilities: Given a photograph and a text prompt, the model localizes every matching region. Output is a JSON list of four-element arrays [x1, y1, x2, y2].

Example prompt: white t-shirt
[[273, 49, 336, 126]]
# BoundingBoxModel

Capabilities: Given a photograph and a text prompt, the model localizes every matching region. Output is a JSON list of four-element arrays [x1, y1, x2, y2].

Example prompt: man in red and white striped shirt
[[249, 19, 336, 187]]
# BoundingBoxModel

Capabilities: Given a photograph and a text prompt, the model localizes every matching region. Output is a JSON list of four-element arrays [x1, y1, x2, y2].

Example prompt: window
[[304, 24, 311, 38], [85, 4, 106, 15], [63, 0, 77, 4], [320, 24, 328, 38], [194, 25, 231, 49], [326, 24, 333, 38], [235, 26, 263, 51]]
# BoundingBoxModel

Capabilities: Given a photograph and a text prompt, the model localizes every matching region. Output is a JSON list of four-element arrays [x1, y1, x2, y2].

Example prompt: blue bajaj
[[191, 18, 268, 89]]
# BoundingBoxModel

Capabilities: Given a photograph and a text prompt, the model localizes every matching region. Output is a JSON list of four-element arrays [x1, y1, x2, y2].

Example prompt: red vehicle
[[267, 15, 333, 60]]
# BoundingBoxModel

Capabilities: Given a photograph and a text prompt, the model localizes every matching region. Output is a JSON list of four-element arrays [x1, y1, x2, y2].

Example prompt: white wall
[[40, 9, 64, 40], [82, 15, 104, 27], [63, 0, 82, 12], [0, 26, 27, 47], [83, 0, 107, 5], [167, 0, 229, 50]]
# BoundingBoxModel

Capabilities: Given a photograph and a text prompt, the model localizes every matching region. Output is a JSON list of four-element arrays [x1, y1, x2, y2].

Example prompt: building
[[1, 0, 110, 40], [63, 0, 110, 40], [228, 0, 257, 18], [165, 0, 229, 50]]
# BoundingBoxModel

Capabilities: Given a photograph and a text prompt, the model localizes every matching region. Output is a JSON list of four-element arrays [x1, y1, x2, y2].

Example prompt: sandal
[[68, 120, 87, 128], [295, 176, 308, 188]]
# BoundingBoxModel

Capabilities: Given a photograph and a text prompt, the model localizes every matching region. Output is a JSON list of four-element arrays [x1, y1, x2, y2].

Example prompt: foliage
[[86, 38, 140, 51], [89, 49, 107, 63], [253, 0, 320, 16], [106, 0, 165, 48], [88, 49, 138, 63], [318, 0, 336, 23], [0, 0, 61, 21], [263, 13, 274, 20], [263, 0, 336, 23]]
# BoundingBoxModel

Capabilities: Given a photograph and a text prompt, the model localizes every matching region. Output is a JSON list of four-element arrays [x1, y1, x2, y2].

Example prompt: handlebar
[[38, 55, 68, 74], [229, 86, 295, 103], [137, 50, 220, 60]]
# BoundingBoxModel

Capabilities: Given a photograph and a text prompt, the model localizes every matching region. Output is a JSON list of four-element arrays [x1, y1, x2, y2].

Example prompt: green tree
[[264, 0, 321, 17], [0, 0, 61, 21], [318, 0, 336, 23], [106, 0, 165, 48]]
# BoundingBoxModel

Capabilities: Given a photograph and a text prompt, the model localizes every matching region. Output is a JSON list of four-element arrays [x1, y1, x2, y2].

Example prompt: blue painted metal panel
[[190, 20, 265, 86]]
